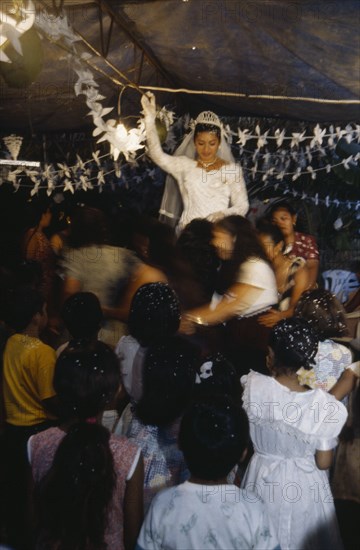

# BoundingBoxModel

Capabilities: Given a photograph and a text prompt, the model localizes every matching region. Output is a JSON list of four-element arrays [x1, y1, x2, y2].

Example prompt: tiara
[[195, 111, 221, 129]]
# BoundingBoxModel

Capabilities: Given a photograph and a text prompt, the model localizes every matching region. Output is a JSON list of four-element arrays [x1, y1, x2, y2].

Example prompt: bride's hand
[[207, 211, 224, 223], [141, 91, 157, 119]]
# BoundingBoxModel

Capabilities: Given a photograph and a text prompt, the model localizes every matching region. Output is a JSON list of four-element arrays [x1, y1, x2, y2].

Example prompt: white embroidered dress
[[241, 370, 347, 550], [144, 116, 249, 229]]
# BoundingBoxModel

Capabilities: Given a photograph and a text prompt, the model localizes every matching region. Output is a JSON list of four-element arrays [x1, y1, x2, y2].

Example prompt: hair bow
[[195, 361, 213, 384]]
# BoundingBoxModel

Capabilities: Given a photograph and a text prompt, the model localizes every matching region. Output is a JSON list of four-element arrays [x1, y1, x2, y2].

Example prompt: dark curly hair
[[135, 336, 199, 427], [54, 340, 120, 420], [269, 318, 319, 373], [295, 289, 349, 340], [128, 283, 180, 346], [179, 396, 249, 480]]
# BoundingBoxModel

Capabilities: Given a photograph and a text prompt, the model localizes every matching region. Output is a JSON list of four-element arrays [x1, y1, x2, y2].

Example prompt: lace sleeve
[[144, 116, 186, 181], [222, 163, 249, 217]]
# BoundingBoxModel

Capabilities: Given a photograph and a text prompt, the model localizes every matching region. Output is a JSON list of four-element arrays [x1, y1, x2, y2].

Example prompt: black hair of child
[[135, 336, 200, 427], [128, 282, 180, 347], [36, 422, 116, 550], [3, 286, 45, 332], [54, 340, 120, 421], [295, 288, 349, 340], [269, 317, 319, 374], [179, 395, 249, 481], [61, 292, 103, 341]]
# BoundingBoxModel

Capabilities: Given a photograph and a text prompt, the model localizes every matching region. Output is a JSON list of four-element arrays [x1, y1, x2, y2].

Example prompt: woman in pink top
[[28, 341, 144, 550]]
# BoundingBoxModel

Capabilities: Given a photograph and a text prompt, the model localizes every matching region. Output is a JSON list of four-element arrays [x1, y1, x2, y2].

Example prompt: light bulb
[[115, 123, 127, 140]]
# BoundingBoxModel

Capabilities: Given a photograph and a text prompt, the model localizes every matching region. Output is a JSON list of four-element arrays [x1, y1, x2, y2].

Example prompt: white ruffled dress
[[241, 370, 348, 550]]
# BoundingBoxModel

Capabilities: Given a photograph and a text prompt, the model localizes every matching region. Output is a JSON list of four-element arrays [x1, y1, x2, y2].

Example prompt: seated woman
[[181, 215, 278, 374], [256, 219, 310, 328], [141, 92, 249, 231], [268, 201, 319, 287]]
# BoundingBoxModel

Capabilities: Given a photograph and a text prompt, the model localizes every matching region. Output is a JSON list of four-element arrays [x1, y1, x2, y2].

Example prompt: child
[[125, 336, 199, 512], [194, 353, 250, 484], [136, 396, 280, 550], [295, 289, 353, 391], [115, 282, 180, 402], [28, 341, 144, 550], [1, 287, 58, 549], [104, 283, 181, 435], [56, 291, 104, 356], [2, 287, 57, 429], [241, 318, 348, 550]]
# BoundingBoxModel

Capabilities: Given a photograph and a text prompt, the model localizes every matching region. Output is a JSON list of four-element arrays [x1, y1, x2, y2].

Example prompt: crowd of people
[[0, 97, 359, 550]]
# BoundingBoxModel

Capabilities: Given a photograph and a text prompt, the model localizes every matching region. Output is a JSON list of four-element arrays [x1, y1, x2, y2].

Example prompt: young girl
[[295, 288, 353, 391], [137, 396, 280, 550], [125, 336, 199, 513], [115, 282, 181, 403], [241, 318, 348, 550], [28, 341, 144, 550]]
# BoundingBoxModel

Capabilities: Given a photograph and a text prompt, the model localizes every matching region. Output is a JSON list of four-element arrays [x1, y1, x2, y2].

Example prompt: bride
[[141, 92, 249, 230]]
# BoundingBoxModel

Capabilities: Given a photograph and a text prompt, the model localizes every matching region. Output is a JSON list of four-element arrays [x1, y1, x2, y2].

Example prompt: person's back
[[136, 397, 280, 550], [295, 289, 353, 391], [29, 341, 143, 550], [2, 288, 56, 427], [126, 336, 199, 512], [241, 319, 348, 550], [60, 205, 141, 347], [3, 333, 56, 427], [115, 283, 181, 402], [31, 424, 141, 550]]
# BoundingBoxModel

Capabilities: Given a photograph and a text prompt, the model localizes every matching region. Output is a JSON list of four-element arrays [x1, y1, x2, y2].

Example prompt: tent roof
[[0, 0, 359, 133]]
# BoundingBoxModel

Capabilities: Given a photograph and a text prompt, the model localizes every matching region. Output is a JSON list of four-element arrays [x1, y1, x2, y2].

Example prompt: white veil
[[159, 120, 236, 227]]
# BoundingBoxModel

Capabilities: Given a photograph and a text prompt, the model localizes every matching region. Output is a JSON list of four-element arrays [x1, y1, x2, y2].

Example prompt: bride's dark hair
[[194, 123, 221, 141]]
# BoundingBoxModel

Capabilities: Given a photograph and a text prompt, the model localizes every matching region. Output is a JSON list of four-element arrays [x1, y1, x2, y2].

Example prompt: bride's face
[[194, 131, 220, 163]]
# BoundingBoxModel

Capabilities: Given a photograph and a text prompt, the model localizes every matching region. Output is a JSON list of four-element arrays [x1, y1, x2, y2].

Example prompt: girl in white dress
[[141, 92, 249, 230], [241, 318, 348, 550]]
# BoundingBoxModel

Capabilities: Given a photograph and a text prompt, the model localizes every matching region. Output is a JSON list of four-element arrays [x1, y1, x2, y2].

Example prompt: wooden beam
[[93, 0, 178, 89]]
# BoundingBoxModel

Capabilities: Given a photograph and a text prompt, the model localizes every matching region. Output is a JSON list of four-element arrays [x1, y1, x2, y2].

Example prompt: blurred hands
[[258, 308, 284, 328], [179, 315, 197, 335]]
